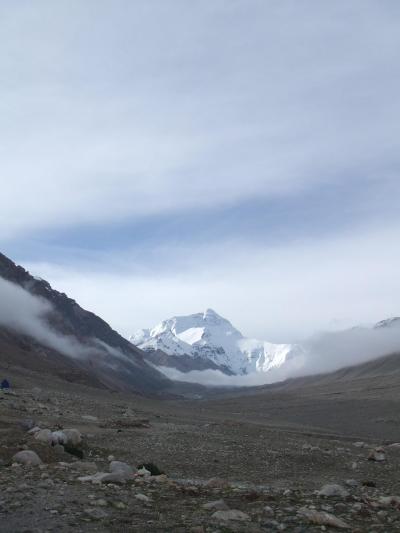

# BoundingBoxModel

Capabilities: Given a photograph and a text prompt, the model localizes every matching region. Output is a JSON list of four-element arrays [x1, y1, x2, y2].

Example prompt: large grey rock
[[34, 429, 53, 445], [13, 450, 42, 466], [109, 460, 135, 479], [318, 484, 349, 498]]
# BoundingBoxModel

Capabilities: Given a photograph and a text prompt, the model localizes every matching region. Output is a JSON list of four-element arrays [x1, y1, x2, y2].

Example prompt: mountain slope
[[0, 252, 169, 394], [131, 308, 304, 375]]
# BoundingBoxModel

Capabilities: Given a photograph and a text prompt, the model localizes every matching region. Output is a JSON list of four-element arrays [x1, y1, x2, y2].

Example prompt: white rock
[[13, 450, 42, 466], [212, 509, 250, 522], [318, 484, 349, 498], [27, 426, 41, 435], [378, 495, 400, 507], [368, 448, 386, 462], [109, 461, 135, 479], [135, 493, 151, 502], [203, 499, 229, 511], [137, 466, 151, 477], [78, 471, 127, 484], [51, 430, 67, 445], [34, 429, 53, 445], [298, 507, 350, 529]]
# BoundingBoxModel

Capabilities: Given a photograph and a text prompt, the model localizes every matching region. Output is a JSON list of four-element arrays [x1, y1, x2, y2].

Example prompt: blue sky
[[1, 1, 400, 340]]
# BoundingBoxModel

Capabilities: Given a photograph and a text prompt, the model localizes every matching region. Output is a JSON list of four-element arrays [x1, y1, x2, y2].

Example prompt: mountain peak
[[203, 308, 219, 318], [130, 310, 302, 376]]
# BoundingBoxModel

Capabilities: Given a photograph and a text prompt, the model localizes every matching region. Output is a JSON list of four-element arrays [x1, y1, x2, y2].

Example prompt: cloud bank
[[1, 1, 400, 239], [0, 277, 90, 359]]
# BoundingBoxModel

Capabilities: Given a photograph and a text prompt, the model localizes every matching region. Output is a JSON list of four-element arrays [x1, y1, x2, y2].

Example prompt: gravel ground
[[1, 368, 400, 532]]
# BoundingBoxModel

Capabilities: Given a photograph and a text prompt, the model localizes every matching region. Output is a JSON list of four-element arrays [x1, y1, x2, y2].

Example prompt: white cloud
[[0, 277, 90, 358], [157, 324, 400, 387], [1, 1, 400, 238], [25, 221, 400, 343]]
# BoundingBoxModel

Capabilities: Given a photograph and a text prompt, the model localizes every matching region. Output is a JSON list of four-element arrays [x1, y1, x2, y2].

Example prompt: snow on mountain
[[130, 309, 304, 375]]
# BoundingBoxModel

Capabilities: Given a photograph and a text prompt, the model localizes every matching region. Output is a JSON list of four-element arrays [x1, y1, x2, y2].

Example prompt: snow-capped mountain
[[130, 309, 304, 375]]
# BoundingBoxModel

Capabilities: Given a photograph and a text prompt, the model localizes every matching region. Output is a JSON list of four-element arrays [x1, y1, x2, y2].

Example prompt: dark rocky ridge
[[0, 252, 169, 395]]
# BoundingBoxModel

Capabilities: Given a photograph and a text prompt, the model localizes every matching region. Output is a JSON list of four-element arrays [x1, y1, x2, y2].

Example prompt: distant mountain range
[[130, 308, 304, 375], [1, 251, 399, 395]]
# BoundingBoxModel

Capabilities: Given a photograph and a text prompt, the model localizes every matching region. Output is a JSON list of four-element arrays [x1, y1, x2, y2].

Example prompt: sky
[[1, 1, 400, 343]]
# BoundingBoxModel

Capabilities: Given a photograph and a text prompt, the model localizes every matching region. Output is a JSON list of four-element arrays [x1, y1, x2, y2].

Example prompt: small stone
[[12, 450, 42, 466], [78, 472, 127, 484], [212, 509, 250, 522], [73, 461, 98, 474], [34, 429, 53, 445], [81, 415, 98, 422], [93, 499, 108, 507], [205, 477, 230, 489], [19, 418, 35, 431], [84, 508, 109, 520], [368, 448, 386, 462], [377, 496, 400, 508], [135, 493, 151, 503], [112, 501, 126, 509], [28, 426, 41, 435], [298, 507, 350, 529], [318, 484, 349, 498], [137, 466, 151, 477], [203, 499, 229, 511], [344, 479, 359, 487]]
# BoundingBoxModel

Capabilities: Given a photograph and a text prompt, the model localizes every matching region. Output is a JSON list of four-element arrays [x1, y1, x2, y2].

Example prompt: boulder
[[109, 460, 135, 479], [34, 429, 53, 445], [13, 450, 42, 466]]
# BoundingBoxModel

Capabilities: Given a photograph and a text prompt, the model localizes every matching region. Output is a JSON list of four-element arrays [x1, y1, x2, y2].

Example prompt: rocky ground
[[1, 369, 400, 532]]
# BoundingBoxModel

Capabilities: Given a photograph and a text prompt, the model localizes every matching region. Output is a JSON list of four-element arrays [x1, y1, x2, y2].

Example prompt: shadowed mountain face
[[0, 253, 169, 395]]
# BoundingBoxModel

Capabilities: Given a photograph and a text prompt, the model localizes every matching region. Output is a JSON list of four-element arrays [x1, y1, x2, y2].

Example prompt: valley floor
[[1, 365, 400, 532]]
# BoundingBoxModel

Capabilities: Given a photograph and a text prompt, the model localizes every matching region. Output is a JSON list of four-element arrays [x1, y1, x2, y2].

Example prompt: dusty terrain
[[1, 362, 400, 532]]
